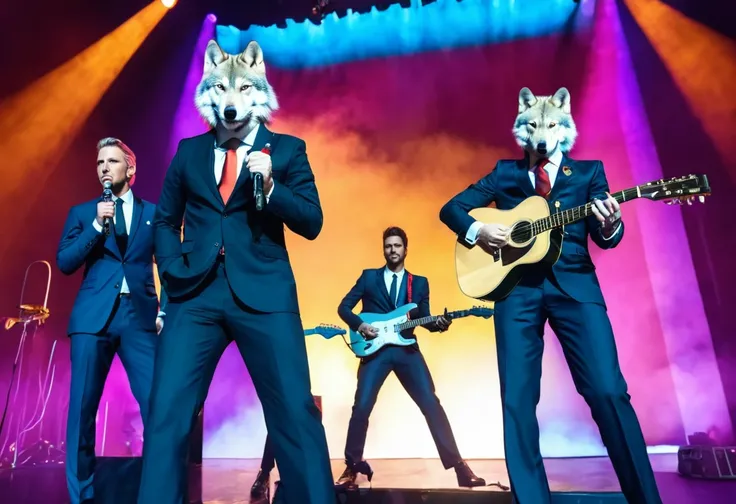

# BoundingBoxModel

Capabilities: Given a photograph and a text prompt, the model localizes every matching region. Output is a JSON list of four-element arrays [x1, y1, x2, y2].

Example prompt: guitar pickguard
[[498, 237, 536, 266]]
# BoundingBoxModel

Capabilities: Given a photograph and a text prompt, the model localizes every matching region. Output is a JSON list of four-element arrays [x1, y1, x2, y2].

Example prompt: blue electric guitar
[[304, 324, 346, 339], [348, 304, 494, 358]]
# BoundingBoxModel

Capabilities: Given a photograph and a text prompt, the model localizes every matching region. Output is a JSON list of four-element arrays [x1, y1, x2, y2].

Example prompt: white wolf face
[[195, 40, 279, 131], [512, 87, 577, 157]]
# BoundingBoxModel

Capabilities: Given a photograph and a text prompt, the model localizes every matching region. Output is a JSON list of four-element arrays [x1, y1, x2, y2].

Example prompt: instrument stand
[[0, 260, 61, 468]]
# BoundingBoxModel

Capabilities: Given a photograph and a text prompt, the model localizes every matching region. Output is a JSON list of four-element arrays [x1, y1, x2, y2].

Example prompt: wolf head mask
[[195, 40, 279, 131], [512, 87, 578, 157]]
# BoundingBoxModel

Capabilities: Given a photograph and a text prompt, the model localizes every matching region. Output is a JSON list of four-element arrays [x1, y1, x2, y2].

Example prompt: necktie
[[114, 199, 128, 256], [535, 159, 551, 198], [389, 273, 398, 308], [219, 138, 240, 204]]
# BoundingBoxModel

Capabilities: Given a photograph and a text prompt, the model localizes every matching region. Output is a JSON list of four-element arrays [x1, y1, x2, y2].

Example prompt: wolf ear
[[239, 41, 266, 74], [550, 87, 571, 114], [518, 88, 537, 113], [204, 40, 227, 74]]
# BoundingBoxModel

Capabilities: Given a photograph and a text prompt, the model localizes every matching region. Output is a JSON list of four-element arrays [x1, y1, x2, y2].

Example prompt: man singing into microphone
[[137, 40, 333, 504], [56, 137, 166, 504]]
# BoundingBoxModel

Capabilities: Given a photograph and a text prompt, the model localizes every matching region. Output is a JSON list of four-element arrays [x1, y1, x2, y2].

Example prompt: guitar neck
[[397, 315, 439, 331], [534, 187, 640, 234]]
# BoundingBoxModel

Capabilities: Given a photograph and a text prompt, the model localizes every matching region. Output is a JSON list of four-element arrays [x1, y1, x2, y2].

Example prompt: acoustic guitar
[[454, 174, 711, 301]]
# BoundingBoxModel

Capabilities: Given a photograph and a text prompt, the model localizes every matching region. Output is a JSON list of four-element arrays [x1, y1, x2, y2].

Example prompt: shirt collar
[[385, 266, 405, 277], [113, 189, 134, 204], [529, 149, 564, 170], [546, 149, 564, 169], [215, 123, 260, 150]]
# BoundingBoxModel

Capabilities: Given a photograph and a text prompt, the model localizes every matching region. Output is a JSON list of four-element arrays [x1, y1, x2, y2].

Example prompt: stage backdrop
[[1, 0, 730, 463], [113, 0, 730, 460]]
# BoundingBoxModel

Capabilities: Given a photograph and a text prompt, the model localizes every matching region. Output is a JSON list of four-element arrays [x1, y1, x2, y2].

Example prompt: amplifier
[[677, 445, 736, 479]]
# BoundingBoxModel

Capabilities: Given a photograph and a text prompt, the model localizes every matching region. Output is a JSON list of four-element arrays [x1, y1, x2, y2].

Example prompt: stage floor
[[1, 454, 734, 503]]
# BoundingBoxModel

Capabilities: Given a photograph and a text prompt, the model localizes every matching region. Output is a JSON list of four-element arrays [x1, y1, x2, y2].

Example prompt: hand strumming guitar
[[478, 223, 510, 249], [358, 322, 379, 339]]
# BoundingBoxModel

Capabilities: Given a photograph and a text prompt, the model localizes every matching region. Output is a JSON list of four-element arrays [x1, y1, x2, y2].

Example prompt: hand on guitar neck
[[358, 312, 451, 338]]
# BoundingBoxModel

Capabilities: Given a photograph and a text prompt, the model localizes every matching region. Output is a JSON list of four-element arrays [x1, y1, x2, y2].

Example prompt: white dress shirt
[[384, 266, 405, 306], [214, 123, 274, 202], [465, 149, 621, 244], [92, 188, 134, 293]]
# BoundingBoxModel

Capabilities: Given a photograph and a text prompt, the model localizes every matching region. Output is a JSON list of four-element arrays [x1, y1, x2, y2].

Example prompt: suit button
[[223, 213, 228, 218], [122, 260, 126, 264], [115, 283, 120, 289], [214, 242, 220, 247]]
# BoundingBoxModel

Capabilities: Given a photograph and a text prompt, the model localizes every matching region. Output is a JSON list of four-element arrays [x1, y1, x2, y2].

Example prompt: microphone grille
[[103, 181, 112, 189]]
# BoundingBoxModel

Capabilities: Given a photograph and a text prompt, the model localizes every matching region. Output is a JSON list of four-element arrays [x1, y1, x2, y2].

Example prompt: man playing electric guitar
[[439, 87, 662, 504], [335, 226, 485, 489]]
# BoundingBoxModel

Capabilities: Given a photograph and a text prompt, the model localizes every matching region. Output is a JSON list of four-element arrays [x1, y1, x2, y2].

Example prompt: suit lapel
[[375, 269, 392, 307], [202, 130, 224, 207], [517, 159, 536, 197], [397, 271, 409, 305], [125, 197, 144, 254], [232, 125, 275, 200]]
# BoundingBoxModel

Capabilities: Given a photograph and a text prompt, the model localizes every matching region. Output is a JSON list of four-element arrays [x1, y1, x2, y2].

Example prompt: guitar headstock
[[308, 324, 346, 339], [447, 305, 495, 320], [638, 174, 710, 204]]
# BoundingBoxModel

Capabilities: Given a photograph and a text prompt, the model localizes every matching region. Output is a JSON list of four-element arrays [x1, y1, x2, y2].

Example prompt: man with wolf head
[[136, 40, 334, 504], [440, 88, 662, 504]]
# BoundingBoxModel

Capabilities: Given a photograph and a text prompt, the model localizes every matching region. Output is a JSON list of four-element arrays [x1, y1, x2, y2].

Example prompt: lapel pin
[[562, 166, 572, 176], [146, 220, 151, 225]]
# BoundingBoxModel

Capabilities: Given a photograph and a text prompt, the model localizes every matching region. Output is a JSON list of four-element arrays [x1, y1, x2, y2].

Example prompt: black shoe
[[250, 468, 270, 499], [335, 465, 357, 488], [454, 461, 486, 488]]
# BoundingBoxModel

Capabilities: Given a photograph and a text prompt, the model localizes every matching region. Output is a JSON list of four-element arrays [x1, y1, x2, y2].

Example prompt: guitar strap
[[406, 272, 413, 320]]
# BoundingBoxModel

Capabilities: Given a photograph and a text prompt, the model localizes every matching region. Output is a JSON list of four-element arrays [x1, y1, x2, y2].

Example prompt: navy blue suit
[[56, 195, 163, 504], [440, 157, 661, 504], [337, 268, 462, 469], [138, 126, 333, 504]]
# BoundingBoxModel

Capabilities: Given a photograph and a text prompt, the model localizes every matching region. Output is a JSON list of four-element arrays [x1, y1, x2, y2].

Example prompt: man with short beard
[[334, 226, 486, 489]]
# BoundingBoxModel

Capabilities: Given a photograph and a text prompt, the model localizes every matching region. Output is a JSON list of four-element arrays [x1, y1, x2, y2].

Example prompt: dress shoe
[[454, 460, 486, 487], [250, 468, 270, 500], [335, 465, 357, 488]]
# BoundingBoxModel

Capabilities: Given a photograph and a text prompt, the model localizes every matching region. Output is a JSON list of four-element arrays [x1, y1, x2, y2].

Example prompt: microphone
[[254, 143, 271, 211], [102, 181, 113, 236]]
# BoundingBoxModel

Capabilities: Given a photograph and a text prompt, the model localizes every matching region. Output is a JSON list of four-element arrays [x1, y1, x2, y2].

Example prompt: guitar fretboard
[[532, 187, 640, 235], [395, 315, 439, 332]]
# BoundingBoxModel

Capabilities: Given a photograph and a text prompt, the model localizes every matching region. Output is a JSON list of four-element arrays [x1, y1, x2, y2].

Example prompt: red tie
[[535, 159, 551, 198], [219, 139, 240, 204]]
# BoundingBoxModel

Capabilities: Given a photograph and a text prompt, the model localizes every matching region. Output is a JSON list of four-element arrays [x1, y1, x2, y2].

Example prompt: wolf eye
[[549, 122, 557, 127], [528, 122, 537, 128], [215, 83, 225, 91], [240, 84, 251, 92]]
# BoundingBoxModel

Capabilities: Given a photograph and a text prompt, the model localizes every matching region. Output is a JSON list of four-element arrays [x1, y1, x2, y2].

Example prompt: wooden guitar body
[[455, 196, 562, 302]]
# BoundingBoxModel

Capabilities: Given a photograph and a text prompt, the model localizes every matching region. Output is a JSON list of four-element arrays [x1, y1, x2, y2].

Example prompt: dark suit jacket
[[439, 156, 623, 306], [337, 268, 441, 351], [56, 196, 165, 335], [154, 126, 322, 313]]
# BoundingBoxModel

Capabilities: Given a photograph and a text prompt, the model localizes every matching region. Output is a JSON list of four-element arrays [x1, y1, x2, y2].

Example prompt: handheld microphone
[[102, 181, 113, 236], [254, 143, 271, 211]]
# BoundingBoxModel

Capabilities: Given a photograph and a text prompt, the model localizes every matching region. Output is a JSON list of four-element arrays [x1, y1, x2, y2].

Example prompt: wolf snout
[[536, 141, 547, 155], [223, 106, 238, 121]]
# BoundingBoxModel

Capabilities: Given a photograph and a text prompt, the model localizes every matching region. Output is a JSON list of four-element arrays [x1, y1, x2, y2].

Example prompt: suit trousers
[[494, 275, 662, 504], [344, 346, 462, 469], [66, 294, 157, 504], [137, 261, 334, 504]]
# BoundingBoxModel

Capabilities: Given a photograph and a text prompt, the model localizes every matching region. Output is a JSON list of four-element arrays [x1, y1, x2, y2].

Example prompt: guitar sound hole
[[510, 221, 533, 243]]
